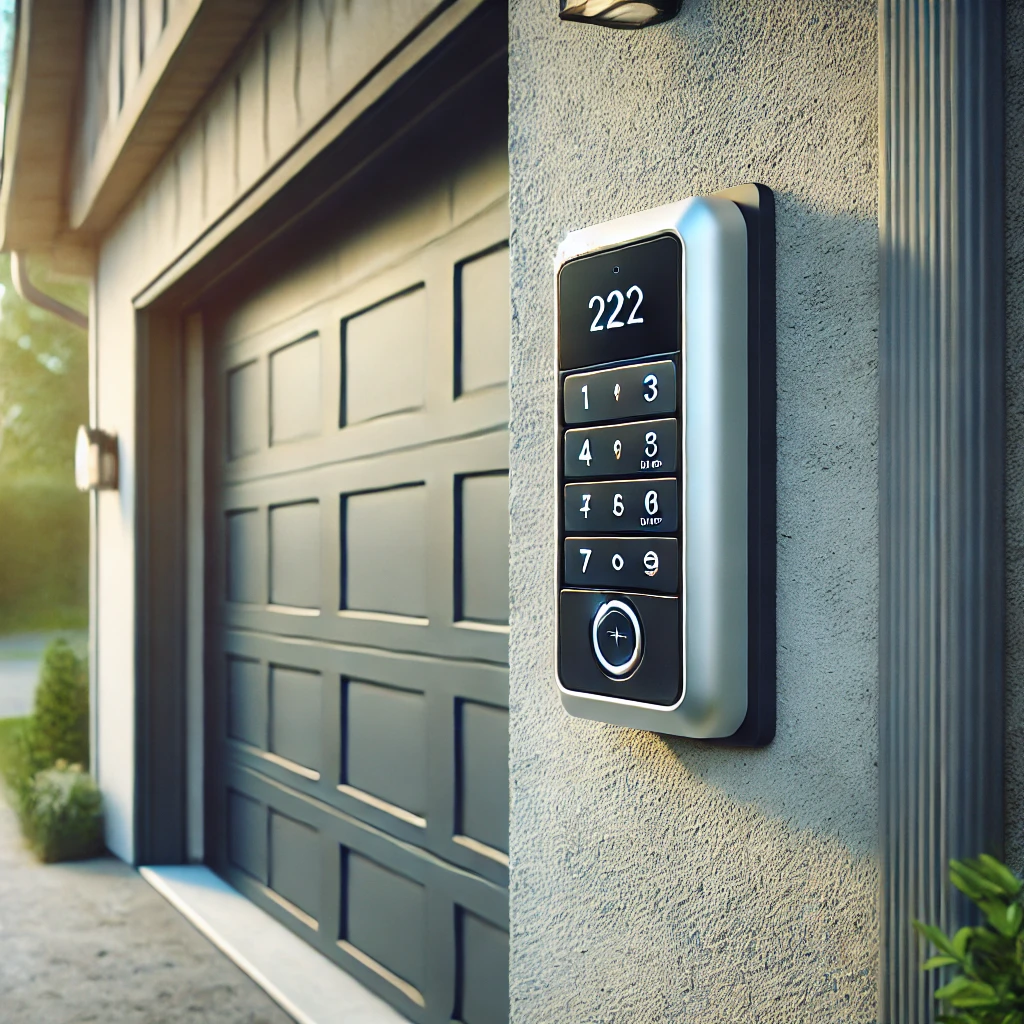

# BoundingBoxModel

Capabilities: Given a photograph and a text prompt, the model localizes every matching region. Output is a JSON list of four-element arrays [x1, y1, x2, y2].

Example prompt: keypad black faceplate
[[557, 235, 683, 700]]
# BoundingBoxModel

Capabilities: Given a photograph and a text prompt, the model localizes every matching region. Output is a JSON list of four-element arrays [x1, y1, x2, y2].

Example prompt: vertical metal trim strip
[[879, 2, 1005, 1021]]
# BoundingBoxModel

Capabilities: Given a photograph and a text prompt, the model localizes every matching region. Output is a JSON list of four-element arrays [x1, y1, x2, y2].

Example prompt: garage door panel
[[219, 633, 507, 884], [343, 285, 429, 426], [456, 471, 510, 625], [210, 144, 508, 1022], [343, 484, 429, 619], [343, 850, 428, 1000], [457, 910, 510, 1024], [268, 500, 322, 609], [269, 665, 323, 775], [457, 243, 510, 397], [221, 758, 508, 1024], [343, 678, 428, 820], [269, 332, 323, 445], [227, 789, 268, 884], [219, 432, 509, 664], [227, 656, 267, 748], [457, 701, 509, 857], [269, 810, 322, 929], [225, 508, 265, 605], [227, 359, 265, 460], [219, 205, 508, 487]]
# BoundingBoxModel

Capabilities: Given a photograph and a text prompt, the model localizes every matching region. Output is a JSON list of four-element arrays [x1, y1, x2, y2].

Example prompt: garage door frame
[[131, 0, 508, 869]]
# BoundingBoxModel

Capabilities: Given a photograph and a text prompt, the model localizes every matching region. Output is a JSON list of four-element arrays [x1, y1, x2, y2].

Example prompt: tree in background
[[0, 255, 89, 633]]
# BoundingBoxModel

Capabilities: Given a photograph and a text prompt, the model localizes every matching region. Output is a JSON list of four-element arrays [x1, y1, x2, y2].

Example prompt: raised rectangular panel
[[344, 851, 426, 995], [458, 702, 508, 855], [458, 246, 510, 395], [343, 485, 427, 617], [226, 509, 262, 604], [344, 680, 426, 817], [269, 501, 320, 609], [342, 287, 427, 426], [269, 812, 320, 927], [457, 911, 509, 1024], [270, 666, 322, 774], [228, 656, 266, 748], [228, 791, 267, 883], [458, 473, 509, 625], [270, 334, 322, 445], [227, 361, 261, 459]]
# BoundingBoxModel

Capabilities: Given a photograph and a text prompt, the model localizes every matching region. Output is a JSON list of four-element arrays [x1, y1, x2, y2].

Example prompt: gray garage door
[[203, 127, 510, 1024]]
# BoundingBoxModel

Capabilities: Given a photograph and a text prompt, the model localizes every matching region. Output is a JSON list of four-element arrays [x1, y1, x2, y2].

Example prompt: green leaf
[[916, 920, 960, 958], [936, 977, 998, 1005], [924, 955, 961, 970], [952, 928, 975, 957], [1006, 902, 1024, 935], [978, 856, 1023, 897], [953, 861, 1007, 900]]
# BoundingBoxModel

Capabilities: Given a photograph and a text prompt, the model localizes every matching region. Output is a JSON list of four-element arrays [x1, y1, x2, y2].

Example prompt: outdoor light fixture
[[559, 0, 681, 29], [75, 426, 119, 492]]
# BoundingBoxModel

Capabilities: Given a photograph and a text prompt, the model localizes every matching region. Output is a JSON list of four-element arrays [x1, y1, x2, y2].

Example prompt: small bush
[[0, 641, 100, 862], [28, 638, 88, 770], [20, 760, 103, 863], [915, 855, 1024, 1023]]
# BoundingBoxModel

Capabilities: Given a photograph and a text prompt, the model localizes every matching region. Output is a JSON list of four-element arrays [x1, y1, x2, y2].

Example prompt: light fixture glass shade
[[75, 425, 119, 492], [559, 0, 681, 28]]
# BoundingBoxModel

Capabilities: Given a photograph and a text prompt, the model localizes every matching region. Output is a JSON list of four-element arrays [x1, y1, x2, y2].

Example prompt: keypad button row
[[564, 536, 679, 594], [563, 418, 677, 479], [563, 359, 677, 425], [564, 478, 677, 534]]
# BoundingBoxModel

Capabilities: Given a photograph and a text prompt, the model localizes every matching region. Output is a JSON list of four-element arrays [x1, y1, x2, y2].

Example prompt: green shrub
[[25, 638, 88, 771], [915, 855, 1024, 1023], [20, 760, 103, 863], [0, 643, 100, 863]]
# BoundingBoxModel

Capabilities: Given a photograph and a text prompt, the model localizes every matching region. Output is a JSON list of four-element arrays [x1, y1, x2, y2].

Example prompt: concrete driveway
[[0, 788, 294, 1023], [0, 632, 87, 718]]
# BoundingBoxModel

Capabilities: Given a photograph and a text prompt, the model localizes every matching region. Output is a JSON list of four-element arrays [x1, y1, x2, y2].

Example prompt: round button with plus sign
[[591, 599, 643, 678]]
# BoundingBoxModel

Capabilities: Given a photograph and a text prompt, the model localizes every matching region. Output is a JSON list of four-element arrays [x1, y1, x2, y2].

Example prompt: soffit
[[0, 0, 87, 256]]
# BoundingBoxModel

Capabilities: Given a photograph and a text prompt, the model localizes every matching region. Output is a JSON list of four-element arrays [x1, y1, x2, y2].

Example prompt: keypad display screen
[[557, 234, 683, 705], [557, 234, 682, 372]]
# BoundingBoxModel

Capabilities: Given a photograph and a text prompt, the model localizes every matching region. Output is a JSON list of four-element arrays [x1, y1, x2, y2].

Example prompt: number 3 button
[[564, 537, 679, 594]]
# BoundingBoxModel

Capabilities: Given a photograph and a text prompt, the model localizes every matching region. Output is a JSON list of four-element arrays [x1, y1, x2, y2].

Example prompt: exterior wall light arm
[[11, 251, 88, 331]]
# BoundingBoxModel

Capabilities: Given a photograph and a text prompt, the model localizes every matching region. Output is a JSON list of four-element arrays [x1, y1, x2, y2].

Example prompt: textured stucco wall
[[508, 2, 880, 1021], [1005, 0, 1024, 874]]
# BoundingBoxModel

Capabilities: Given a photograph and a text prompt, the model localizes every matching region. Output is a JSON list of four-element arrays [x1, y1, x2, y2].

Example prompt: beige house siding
[[87, 0, 469, 860]]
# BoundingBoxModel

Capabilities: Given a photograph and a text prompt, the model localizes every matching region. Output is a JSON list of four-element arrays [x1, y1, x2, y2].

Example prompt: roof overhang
[[0, 0, 88, 267]]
